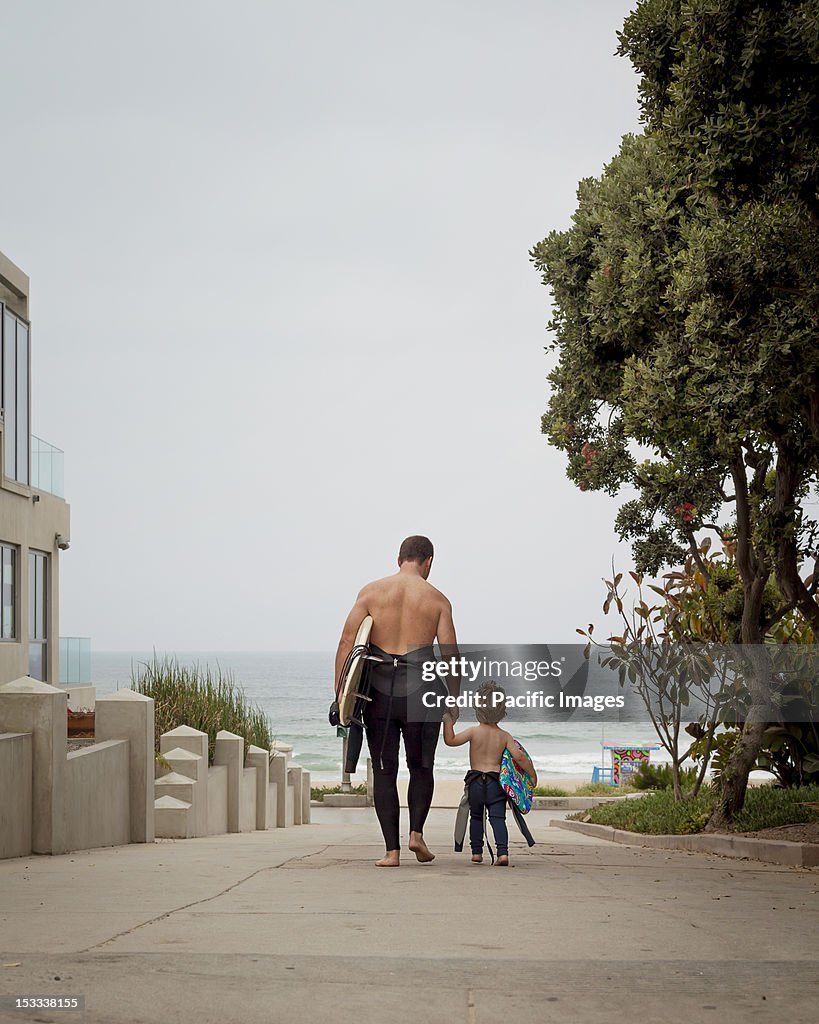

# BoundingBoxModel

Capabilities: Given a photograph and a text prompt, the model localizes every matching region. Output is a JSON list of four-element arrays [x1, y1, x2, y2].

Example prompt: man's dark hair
[[398, 535, 434, 565]]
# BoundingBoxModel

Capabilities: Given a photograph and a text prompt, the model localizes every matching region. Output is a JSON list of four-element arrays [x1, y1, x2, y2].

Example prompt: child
[[443, 681, 537, 865]]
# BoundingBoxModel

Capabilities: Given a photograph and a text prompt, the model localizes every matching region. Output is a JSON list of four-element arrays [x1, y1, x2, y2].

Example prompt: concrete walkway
[[1, 808, 817, 1023]]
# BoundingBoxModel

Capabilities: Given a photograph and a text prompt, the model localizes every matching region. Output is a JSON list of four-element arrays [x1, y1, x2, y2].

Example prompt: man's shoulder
[[358, 575, 395, 596], [423, 581, 452, 609]]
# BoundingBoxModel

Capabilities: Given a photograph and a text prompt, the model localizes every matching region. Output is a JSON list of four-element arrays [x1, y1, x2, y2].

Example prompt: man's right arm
[[334, 588, 369, 691]]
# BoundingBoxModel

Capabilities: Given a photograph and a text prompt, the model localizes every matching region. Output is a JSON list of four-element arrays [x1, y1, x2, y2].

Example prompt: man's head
[[397, 535, 434, 579], [474, 682, 508, 725]]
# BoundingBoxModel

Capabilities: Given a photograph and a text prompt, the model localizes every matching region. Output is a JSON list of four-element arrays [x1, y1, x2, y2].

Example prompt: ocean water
[[90, 650, 664, 781]]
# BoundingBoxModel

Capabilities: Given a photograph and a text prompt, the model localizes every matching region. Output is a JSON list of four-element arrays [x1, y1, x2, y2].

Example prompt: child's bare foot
[[496, 855, 509, 866], [471, 854, 483, 864], [375, 850, 400, 867], [408, 831, 435, 862]]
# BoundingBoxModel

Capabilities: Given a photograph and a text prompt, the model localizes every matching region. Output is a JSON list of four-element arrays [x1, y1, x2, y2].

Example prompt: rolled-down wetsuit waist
[[365, 643, 442, 698], [463, 769, 501, 786]]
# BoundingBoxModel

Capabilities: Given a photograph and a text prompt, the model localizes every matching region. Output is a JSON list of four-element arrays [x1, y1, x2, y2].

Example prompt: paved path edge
[[551, 818, 819, 867]]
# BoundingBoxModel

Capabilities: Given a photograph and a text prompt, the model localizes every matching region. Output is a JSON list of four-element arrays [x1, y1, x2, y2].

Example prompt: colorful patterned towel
[[500, 741, 534, 814]]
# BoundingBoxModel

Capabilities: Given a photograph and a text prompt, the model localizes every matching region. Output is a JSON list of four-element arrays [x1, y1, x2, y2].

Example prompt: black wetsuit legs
[[365, 708, 440, 850], [363, 645, 441, 851]]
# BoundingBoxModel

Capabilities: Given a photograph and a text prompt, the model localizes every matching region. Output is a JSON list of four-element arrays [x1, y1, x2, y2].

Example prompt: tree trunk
[[672, 759, 683, 801], [707, 457, 771, 830], [705, 720, 766, 831], [689, 722, 716, 799]]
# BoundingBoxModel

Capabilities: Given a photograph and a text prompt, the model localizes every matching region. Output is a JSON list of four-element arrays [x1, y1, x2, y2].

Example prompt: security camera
[[55, 534, 70, 551]]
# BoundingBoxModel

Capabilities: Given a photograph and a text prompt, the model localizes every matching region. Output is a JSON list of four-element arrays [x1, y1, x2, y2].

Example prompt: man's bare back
[[362, 572, 449, 654], [334, 563, 457, 683]]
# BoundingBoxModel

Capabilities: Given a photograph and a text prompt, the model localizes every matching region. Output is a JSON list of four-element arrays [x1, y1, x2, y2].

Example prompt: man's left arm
[[436, 599, 461, 719]]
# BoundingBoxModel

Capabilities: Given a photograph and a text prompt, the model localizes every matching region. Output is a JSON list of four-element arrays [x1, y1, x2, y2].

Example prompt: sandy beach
[[310, 774, 597, 807]]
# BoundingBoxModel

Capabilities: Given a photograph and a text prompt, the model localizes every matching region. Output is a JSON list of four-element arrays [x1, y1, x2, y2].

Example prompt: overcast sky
[[2, 1, 643, 650]]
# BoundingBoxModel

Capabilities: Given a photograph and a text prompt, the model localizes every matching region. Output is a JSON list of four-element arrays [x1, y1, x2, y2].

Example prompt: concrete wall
[[207, 765, 228, 835], [270, 753, 289, 828], [66, 740, 131, 852], [0, 678, 151, 860], [0, 677, 69, 853], [160, 725, 208, 838], [240, 769, 257, 833], [0, 664, 312, 859], [266, 781, 278, 829], [214, 730, 243, 832], [155, 734, 307, 841], [97, 689, 154, 843], [0, 731, 32, 858]]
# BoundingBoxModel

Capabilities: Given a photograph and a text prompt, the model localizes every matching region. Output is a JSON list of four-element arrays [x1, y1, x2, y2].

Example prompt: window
[[1, 305, 30, 485], [0, 543, 15, 639], [28, 550, 47, 680]]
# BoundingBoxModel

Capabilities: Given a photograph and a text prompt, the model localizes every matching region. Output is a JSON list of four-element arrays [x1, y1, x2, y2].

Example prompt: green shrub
[[533, 785, 570, 797], [573, 789, 719, 834], [632, 762, 700, 791], [732, 784, 819, 832], [132, 654, 273, 765], [572, 784, 819, 834], [574, 782, 636, 796]]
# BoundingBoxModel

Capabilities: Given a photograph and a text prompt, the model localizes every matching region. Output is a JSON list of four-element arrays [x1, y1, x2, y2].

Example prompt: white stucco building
[[0, 249, 70, 686]]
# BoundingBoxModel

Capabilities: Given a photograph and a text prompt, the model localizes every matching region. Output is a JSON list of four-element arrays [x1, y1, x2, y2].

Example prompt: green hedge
[[573, 784, 819, 835]]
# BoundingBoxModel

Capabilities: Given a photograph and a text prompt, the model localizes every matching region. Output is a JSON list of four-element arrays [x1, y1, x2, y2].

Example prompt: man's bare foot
[[408, 831, 435, 862], [375, 850, 400, 867], [496, 855, 509, 866], [471, 854, 483, 864]]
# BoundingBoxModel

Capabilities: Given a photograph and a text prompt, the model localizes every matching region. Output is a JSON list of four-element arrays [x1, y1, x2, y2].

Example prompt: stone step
[[161, 747, 205, 781], [154, 770, 195, 805], [154, 794, 194, 839]]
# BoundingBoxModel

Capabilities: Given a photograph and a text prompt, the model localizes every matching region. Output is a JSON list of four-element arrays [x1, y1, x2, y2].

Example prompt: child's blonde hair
[[474, 681, 507, 724]]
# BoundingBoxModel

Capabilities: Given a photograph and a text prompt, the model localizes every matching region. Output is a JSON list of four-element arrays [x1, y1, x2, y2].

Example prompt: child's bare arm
[[506, 734, 537, 782], [443, 716, 473, 747]]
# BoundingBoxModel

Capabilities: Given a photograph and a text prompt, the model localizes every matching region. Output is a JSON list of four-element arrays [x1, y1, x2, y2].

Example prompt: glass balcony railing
[[60, 637, 91, 685], [31, 435, 64, 497]]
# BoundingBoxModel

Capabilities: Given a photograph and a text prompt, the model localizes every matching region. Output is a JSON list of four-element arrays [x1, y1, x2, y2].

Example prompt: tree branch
[[731, 453, 757, 584], [773, 441, 819, 635], [684, 529, 711, 583]]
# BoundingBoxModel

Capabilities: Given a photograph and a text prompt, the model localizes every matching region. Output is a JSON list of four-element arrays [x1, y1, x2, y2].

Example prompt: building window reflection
[[0, 543, 15, 640], [28, 549, 47, 680]]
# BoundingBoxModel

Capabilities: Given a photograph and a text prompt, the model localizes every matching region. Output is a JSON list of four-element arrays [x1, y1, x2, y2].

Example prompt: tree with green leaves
[[532, 0, 819, 828]]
